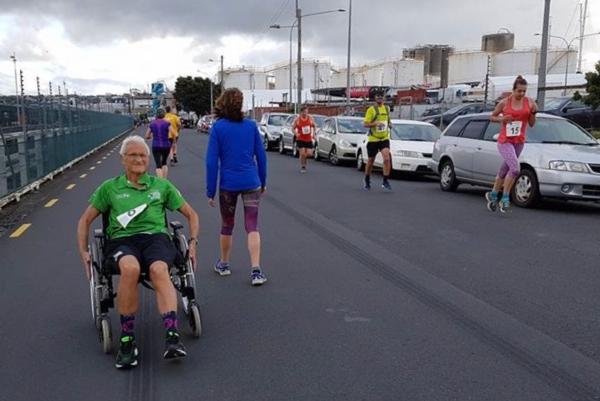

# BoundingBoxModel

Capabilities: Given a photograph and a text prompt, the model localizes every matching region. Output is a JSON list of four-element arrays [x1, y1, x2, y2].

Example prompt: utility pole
[[10, 53, 20, 124], [346, 0, 352, 108], [220, 55, 224, 89], [577, 0, 588, 73], [537, 0, 551, 110], [296, 0, 302, 109]]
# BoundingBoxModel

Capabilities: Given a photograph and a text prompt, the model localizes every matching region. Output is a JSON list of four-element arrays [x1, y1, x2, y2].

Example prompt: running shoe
[[214, 260, 231, 276], [363, 177, 371, 191], [499, 199, 511, 214], [485, 192, 498, 212], [163, 331, 187, 359], [300, 166, 307, 174], [115, 336, 138, 369], [173, 155, 179, 164], [251, 270, 268, 286], [382, 180, 392, 191]]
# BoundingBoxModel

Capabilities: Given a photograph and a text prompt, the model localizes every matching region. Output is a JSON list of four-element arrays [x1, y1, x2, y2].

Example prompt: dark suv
[[543, 97, 600, 131], [422, 103, 495, 128]]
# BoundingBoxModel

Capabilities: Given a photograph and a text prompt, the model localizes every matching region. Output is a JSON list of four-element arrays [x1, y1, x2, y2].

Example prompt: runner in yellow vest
[[363, 90, 392, 191], [164, 105, 182, 165]]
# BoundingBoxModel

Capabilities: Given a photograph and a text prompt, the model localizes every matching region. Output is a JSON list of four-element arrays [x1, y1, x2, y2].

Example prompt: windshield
[[445, 104, 467, 115], [313, 116, 327, 127], [544, 98, 568, 110], [337, 118, 366, 134], [391, 124, 441, 141], [268, 115, 289, 126], [526, 118, 598, 145]]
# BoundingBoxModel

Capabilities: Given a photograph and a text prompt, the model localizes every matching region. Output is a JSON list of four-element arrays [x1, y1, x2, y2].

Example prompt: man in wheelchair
[[77, 136, 199, 369]]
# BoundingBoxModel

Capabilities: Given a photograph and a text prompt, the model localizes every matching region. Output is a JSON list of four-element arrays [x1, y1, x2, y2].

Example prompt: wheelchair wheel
[[89, 239, 103, 330], [100, 317, 113, 354], [189, 303, 202, 338]]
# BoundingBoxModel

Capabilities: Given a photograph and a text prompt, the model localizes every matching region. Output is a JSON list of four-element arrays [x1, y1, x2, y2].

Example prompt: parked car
[[430, 113, 600, 207], [314, 117, 364, 165], [258, 112, 292, 151], [278, 114, 327, 157], [196, 115, 214, 133], [422, 103, 494, 127], [420, 107, 442, 118], [543, 96, 600, 131], [356, 120, 441, 174]]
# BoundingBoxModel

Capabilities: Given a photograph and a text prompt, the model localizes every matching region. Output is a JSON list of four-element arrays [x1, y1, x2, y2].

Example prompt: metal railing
[[0, 102, 133, 204]]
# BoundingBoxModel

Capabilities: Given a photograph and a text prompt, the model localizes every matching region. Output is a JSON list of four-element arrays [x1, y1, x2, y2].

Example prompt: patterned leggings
[[497, 143, 524, 179], [219, 189, 261, 236]]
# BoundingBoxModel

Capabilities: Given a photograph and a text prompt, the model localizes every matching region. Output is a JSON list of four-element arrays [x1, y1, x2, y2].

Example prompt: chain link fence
[[0, 101, 133, 204]]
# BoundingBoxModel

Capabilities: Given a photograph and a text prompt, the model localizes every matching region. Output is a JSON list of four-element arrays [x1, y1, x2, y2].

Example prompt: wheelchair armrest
[[93, 228, 105, 239], [169, 221, 184, 231]]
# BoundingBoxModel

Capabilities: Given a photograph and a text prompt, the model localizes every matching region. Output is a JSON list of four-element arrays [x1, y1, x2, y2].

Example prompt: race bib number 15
[[506, 121, 522, 137]]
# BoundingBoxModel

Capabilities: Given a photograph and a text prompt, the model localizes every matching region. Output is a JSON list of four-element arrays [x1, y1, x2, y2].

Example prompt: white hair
[[119, 135, 150, 157]]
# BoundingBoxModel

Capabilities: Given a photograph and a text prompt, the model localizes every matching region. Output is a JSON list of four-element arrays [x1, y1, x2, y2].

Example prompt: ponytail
[[513, 75, 528, 90]]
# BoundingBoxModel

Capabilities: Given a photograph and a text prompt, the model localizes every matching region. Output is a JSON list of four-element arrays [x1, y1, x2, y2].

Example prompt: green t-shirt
[[90, 173, 186, 239], [364, 105, 391, 142]]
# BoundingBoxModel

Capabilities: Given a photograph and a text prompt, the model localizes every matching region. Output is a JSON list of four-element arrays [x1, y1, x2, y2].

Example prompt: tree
[[573, 61, 600, 109], [173, 76, 221, 115]]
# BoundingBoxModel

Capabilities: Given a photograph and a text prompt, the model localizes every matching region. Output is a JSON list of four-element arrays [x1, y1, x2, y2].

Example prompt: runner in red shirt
[[486, 75, 539, 213], [292, 107, 316, 173]]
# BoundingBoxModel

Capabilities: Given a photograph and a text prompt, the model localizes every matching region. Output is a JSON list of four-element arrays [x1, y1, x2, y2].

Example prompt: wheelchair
[[88, 219, 202, 354]]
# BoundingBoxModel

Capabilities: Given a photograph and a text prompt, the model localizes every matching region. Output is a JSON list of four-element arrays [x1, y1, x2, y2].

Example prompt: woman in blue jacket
[[206, 88, 268, 286]]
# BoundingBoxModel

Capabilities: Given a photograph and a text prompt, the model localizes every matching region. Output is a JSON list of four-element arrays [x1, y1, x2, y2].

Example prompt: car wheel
[[511, 168, 541, 208], [278, 137, 286, 154], [356, 150, 365, 171], [314, 143, 320, 161], [329, 146, 339, 166], [263, 135, 270, 151], [439, 159, 459, 192]]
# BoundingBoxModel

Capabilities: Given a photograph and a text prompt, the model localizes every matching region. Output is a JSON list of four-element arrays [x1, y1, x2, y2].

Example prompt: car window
[[527, 118, 597, 145], [321, 120, 333, 133], [460, 120, 488, 140], [483, 121, 501, 141], [268, 115, 289, 126], [337, 118, 366, 134], [443, 117, 469, 137], [566, 100, 585, 109], [391, 124, 441, 141]]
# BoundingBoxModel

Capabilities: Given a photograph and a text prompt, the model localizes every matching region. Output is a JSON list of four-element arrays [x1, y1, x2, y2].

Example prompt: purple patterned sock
[[162, 311, 178, 333], [120, 314, 135, 337]]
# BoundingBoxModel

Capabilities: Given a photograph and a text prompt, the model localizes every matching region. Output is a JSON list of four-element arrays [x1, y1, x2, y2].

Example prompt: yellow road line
[[66, 184, 76, 190], [80, 174, 87, 178], [44, 199, 59, 208], [10, 224, 31, 238], [90, 166, 96, 170]]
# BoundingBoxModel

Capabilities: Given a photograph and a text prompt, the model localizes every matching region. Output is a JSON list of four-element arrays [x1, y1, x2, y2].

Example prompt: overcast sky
[[1, 0, 599, 95]]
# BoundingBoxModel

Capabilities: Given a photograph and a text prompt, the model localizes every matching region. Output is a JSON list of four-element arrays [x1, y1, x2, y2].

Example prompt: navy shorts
[[104, 233, 177, 275]]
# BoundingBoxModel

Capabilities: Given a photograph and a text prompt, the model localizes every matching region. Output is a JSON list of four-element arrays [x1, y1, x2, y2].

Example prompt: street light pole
[[537, 0, 551, 109], [10, 53, 20, 124], [296, 0, 302, 110], [346, 0, 352, 108], [220, 55, 224, 89]]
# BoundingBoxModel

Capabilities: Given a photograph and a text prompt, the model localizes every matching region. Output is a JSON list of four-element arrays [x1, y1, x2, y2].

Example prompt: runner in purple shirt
[[145, 108, 172, 178]]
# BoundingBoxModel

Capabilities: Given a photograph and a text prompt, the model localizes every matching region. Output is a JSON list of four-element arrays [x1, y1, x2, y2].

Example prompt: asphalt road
[[1, 126, 600, 401]]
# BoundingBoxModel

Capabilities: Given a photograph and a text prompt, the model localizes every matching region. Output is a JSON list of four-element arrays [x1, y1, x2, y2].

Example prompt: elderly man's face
[[121, 142, 149, 175]]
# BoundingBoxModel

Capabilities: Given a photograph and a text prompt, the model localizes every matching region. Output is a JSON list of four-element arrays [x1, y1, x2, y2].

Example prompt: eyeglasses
[[125, 153, 148, 159]]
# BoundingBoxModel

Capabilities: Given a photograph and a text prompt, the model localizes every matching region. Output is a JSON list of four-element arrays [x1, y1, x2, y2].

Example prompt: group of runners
[[292, 77, 538, 211], [77, 75, 537, 369], [144, 105, 181, 179]]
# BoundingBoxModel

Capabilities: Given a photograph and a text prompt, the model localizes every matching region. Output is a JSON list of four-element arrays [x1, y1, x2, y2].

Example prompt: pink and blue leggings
[[497, 143, 524, 179]]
